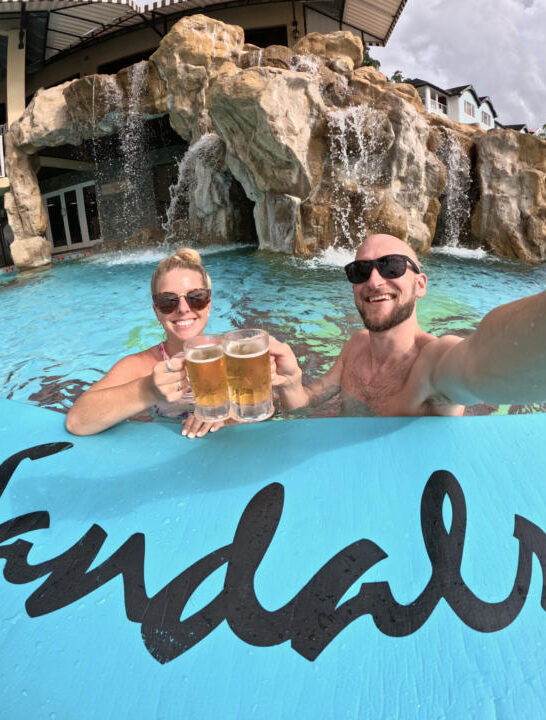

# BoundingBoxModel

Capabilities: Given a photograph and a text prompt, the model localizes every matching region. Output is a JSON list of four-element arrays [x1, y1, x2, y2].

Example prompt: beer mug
[[183, 335, 230, 422], [222, 329, 274, 422]]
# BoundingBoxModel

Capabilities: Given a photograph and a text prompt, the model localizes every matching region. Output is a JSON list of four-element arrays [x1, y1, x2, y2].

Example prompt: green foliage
[[362, 44, 380, 69], [389, 70, 405, 83]]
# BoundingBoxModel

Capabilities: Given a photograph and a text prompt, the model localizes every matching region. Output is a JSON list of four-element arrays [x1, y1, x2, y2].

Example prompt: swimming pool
[[1, 245, 545, 417]]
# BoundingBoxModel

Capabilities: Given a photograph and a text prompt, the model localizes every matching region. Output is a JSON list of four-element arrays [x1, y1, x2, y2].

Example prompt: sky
[[372, 0, 546, 130]]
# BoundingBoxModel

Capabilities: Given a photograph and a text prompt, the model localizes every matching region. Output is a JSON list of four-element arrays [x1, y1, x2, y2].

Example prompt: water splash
[[306, 246, 356, 268], [327, 105, 383, 247], [290, 54, 321, 75], [437, 134, 471, 248], [162, 133, 224, 243], [89, 243, 256, 267], [431, 246, 491, 260]]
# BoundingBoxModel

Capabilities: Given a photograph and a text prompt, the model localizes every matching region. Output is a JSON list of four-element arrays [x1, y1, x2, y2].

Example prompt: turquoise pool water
[[1, 245, 545, 417]]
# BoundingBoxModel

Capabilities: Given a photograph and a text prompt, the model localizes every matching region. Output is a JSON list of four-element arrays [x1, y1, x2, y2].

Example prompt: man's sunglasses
[[153, 288, 211, 313], [344, 254, 421, 284]]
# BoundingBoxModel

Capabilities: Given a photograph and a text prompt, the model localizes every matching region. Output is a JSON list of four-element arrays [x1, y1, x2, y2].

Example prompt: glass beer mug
[[222, 329, 274, 422], [183, 335, 230, 422]]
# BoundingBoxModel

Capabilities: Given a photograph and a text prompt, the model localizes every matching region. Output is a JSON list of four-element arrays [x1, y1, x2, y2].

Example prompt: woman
[[65, 247, 223, 438]]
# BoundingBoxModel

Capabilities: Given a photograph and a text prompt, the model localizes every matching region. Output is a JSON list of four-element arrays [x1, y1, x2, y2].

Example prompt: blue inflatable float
[[1, 398, 545, 718]]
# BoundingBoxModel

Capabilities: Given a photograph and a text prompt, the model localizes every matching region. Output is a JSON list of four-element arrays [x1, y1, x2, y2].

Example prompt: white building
[[408, 79, 498, 132]]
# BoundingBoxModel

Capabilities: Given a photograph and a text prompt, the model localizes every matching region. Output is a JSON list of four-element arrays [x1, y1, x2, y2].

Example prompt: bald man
[[269, 234, 546, 417]]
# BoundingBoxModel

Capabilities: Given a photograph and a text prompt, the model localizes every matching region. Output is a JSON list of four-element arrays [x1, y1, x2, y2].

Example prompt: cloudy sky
[[372, 0, 546, 129]]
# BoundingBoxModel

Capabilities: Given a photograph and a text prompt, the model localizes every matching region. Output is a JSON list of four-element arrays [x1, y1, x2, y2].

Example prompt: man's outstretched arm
[[431, 290, 546, 405]]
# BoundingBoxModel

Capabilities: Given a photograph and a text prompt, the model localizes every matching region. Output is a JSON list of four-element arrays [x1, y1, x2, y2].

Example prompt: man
[[269, 234, 546, 416]]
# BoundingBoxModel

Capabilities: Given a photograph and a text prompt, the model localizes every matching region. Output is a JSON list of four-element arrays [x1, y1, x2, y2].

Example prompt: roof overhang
[[0, 0, 407, 74]]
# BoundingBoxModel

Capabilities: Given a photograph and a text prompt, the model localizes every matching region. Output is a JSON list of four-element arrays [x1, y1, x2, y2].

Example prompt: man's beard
[[357, 295, 417, 333]]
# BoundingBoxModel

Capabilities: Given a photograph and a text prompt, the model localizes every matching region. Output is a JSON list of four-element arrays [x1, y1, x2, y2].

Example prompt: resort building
[[0, 0, 408, 266], [408, 78, 498, 132]]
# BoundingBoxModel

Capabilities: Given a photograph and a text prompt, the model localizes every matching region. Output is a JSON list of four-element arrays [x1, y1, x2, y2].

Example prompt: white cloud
[[372, 0, 546, 129]]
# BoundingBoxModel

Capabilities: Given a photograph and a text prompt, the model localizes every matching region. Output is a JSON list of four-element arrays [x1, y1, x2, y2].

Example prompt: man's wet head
[[349, 235, 427, 333]]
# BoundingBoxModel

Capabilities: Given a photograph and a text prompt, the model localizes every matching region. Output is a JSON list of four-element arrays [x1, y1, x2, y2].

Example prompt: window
[[481, 111, 491, 126], [464, 100, 475, 118], [245, 25, 288, 47]]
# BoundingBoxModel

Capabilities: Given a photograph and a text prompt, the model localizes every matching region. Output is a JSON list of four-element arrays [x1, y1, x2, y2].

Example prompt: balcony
[[429, 99, 447, 115]]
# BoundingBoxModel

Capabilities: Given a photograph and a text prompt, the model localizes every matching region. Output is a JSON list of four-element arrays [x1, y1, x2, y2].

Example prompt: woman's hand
[[182, 413, 225, 438], [151, 356, 189, 403]]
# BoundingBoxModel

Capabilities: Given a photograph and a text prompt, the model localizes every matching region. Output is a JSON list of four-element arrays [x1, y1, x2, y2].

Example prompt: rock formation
[[4, 13, 545, 268], [471, 129, 546, 262]]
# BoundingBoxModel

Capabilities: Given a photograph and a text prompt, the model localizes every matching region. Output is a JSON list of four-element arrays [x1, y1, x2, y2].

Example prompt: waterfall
[[89, 66, 157, 244], [119, 62, 155, 239], [327, 105, 382, 247], [162, 134, 224, 243], [90, 75, 124, 242], [437, 134, 471, 248]]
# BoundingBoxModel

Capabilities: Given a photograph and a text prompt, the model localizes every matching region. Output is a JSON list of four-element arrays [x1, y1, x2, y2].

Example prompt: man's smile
[[365, 293, 397, 303]]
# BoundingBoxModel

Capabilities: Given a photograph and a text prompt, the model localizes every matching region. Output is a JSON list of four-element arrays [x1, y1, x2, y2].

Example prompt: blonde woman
[[66, 248, 223, 438]]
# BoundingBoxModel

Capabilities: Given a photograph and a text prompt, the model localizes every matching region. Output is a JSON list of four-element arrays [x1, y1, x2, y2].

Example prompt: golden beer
[[184, 337, 230, 421], [223, 330, 273, 421]]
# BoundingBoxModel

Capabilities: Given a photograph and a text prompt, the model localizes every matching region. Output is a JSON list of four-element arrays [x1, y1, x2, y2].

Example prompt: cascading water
[[119, 62, 155, 239], [327, 105, 383, 247], [437, 134, 471, 248], [90, 75, 124, 241], [290, 54, 321, 75], [162, 134, 225, 243]]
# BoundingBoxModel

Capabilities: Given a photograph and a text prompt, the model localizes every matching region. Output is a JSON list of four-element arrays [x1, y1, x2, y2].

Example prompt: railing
[[429, 99, 447, 115]]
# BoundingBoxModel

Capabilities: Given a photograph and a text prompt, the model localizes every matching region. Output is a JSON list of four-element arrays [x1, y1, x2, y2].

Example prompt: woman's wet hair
[[151, 247, 211, 295]]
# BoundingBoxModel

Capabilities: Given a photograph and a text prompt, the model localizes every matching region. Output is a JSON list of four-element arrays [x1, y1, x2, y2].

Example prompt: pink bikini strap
[[158, 341, 169, 360]]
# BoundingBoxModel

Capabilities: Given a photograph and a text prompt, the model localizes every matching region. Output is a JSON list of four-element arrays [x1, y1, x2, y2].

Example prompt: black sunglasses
[[153, 288, 211, 313], [344, 254, 421, 284]]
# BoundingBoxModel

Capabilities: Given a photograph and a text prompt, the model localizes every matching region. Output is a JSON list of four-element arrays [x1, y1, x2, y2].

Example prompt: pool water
[[1, 245, 545, 417]]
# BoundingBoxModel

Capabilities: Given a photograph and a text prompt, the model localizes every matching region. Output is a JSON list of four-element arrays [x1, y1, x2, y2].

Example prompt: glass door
[[82, 184, 101, 241], [44, 181, 101, 251], [45, 194, 68, 248]]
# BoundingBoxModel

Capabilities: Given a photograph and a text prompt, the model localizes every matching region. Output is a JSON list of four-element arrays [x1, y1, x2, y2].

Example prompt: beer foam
[[224, 342, 268, 359], [186, 345, 224, 362]]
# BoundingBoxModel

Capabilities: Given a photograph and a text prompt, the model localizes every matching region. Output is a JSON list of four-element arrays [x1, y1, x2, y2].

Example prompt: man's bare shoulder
[[411, 334, 466, 413], [341, 329, 369, 358], [417, 333, 464, 361]]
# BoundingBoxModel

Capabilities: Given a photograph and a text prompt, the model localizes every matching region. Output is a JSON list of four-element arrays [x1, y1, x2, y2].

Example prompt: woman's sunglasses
[[344, 254, 421, 284], [153, 288, 211, 313]]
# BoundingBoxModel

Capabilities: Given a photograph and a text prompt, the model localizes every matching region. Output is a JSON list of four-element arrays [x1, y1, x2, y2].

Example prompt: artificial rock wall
[[5, 14, 546, 268]]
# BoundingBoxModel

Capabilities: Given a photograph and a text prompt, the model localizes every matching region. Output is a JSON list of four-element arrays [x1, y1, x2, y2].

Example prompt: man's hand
[[268, 336, 312, 409], [269, 336, 303, 388]]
